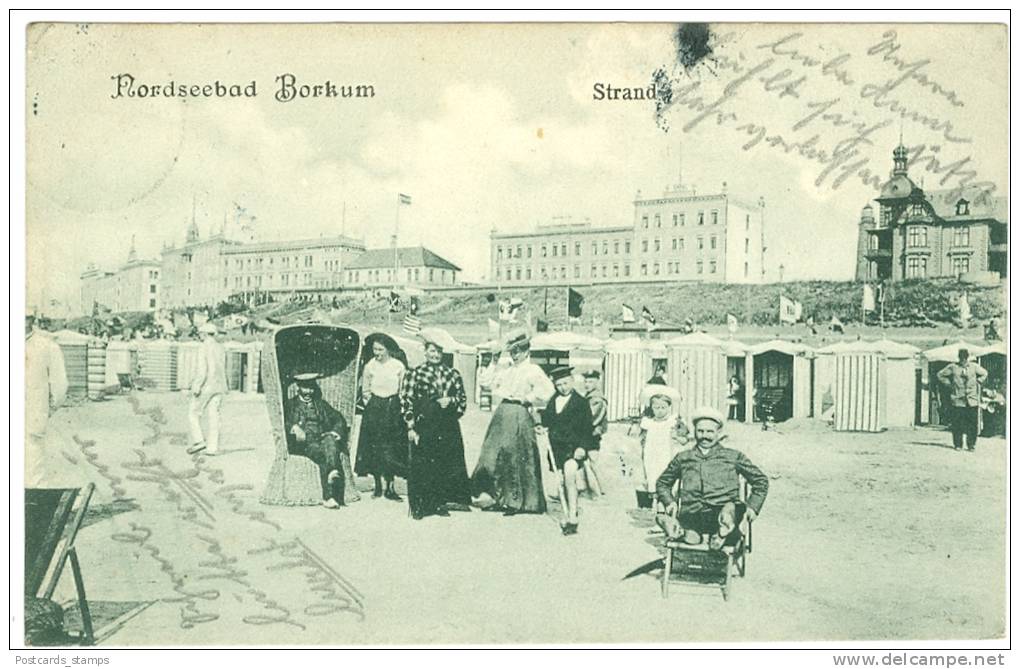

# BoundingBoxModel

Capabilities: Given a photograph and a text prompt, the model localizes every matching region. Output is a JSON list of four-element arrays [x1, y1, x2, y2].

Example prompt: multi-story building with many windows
[[344, 246, 461, 287], [490, 184, 766, 286], [855, 144, 1007, 282], [221, 235, 366, 303], [79, 239, 161, 314]]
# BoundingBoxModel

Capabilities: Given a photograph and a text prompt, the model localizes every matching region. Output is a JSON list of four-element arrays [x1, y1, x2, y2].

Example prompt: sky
[[25, 22, 1008, 311]]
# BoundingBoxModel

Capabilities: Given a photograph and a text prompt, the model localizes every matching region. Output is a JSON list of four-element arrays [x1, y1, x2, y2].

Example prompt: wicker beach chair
[[260, 324, 362, 506]]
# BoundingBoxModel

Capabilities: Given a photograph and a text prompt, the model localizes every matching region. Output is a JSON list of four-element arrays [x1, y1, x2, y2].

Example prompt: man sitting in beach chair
[[284, 373, 355, 509], [655, 407, 769, 550]]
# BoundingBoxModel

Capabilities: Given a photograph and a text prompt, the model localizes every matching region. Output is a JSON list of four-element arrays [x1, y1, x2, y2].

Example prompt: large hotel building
[[80, 216, 462, 314], [490, 183, 766, 286]]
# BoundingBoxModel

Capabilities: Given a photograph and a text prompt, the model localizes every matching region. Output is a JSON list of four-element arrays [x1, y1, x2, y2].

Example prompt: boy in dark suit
[[539, 367, 594, 535]]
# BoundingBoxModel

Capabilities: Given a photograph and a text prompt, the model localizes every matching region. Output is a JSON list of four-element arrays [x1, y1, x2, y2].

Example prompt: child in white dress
[[635, 386, 688, 509]]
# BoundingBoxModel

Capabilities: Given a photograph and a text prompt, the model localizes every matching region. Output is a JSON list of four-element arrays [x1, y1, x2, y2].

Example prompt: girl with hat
[[635, 384, 688, 509], [354, 333, 408, 501]]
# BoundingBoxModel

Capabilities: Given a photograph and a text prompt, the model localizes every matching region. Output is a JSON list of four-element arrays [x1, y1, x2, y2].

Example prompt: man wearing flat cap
[[285, 373, 355, 508], [539, 366, 594, 535], [655, 406, 769, 550]]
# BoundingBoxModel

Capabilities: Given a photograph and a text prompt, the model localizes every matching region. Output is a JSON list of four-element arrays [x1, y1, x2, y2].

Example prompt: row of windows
[[640, 210, 719, 228], [874, 225, 973, 249], [496, 240, 634, 261], [343, 267, 445, 284], [499, 258, 724, 281], [497, 236, 732, 262], [903, 256, 971, 279], [226, 254, 322, 271]]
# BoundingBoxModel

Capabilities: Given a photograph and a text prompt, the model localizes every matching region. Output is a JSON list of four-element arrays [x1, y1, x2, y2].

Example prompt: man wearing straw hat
[[187, 321, 228, 456], [655, 406, 769, 550]]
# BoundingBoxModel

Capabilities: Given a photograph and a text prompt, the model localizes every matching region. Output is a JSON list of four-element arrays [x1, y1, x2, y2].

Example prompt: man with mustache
[[654, 406, 769, 550]]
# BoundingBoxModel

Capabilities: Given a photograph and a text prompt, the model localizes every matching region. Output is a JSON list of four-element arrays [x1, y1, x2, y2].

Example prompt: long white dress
[[639, 415, 679, 493]]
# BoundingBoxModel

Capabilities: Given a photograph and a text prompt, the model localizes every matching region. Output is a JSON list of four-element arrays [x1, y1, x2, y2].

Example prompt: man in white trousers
[[187, 322, 228, 456], [25, 313, 68, 487]]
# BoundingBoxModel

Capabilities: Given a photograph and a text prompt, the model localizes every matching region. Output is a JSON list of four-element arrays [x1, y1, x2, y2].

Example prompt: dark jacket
[[655, 443, 768, 515], [542, 391, 594, 460], [284, 394, 349, 452]]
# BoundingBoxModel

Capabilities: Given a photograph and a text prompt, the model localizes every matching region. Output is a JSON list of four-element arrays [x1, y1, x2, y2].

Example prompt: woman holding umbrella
[[355, 333, 408, 500], [400, 329, 472, 520]]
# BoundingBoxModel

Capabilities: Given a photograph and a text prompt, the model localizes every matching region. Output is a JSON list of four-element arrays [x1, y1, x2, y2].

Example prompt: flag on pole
[[641, 306, 656, 327], [402, 313, 422, 335], [568, 288, 585, 319], [959, 292, 971, 324], [398, 193, 412, 205], [388, 291, 402, 313], [862, 284, 875, 312], [779, 295, 801, 324], [621, 304, 636, 323], [726, 313, 739, 334]]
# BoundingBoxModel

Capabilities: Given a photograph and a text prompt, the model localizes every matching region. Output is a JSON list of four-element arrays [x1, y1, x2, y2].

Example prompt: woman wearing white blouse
[[471, 332, 555, 514], [354, 336, 408, 500]]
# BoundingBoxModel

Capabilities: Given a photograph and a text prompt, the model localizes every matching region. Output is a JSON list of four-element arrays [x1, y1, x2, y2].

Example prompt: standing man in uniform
[[937, 348, 988, 452], [187, 322, 228, 456]]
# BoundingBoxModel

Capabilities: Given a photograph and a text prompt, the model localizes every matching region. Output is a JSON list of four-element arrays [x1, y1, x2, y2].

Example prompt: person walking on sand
[[471, 332, 554, 515], [937, 348, 988, 452], [187, 322, 228, 456]]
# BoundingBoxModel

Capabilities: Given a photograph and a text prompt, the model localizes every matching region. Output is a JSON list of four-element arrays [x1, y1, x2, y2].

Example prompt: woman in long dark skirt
[[471, 332, 555, 515], [354, 335, 407, 501], [400, 332, 472, 519]]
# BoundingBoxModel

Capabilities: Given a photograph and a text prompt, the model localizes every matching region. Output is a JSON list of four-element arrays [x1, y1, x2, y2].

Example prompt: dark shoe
[[561, 522, 579, 536], [187, 443, 206, 455], [434, 507, 451, 517], [411, 509, 425, 520], [481, 504, 505, 513], [384, 489, 403, 502]]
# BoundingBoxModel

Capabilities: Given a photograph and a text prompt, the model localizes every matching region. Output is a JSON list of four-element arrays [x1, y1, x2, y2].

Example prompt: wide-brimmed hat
[[640, 384, 682, 408], [691, 406, 726, 428], [505, 331, 531, 351], [419, 327, 455, 352]]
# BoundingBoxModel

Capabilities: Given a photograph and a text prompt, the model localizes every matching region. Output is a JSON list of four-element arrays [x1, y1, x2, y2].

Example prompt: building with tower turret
[[855, 143, 1007, 282], [79, 236, 161, 314]]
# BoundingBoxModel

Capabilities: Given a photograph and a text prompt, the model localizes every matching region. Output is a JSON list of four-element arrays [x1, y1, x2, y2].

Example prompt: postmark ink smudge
[[674, 23, 715, 72]]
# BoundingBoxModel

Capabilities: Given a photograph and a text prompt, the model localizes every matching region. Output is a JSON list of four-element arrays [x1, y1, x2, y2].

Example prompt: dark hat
[[549, 366, 574, 381], [582, 370, 601, 379]]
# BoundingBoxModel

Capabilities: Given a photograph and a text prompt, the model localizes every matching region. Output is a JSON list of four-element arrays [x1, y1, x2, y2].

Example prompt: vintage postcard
[[19, 20, 1009, 648]]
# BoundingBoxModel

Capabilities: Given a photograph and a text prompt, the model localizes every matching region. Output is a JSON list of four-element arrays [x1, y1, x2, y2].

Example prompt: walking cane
[[538, 428, 570, 522]]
